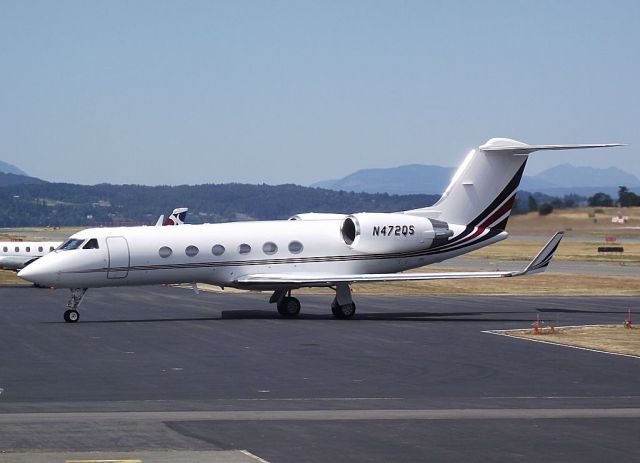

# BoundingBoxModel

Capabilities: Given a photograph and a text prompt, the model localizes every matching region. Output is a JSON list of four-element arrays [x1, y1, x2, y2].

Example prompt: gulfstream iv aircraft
[[18, 138, 622, 322]]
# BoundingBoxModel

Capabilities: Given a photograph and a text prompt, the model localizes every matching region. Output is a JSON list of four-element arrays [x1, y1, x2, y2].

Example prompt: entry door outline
[[106, 236, 130, 279]]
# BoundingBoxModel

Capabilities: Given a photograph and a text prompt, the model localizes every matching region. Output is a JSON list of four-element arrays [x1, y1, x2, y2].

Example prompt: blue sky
[[1, 0, 638, 186]]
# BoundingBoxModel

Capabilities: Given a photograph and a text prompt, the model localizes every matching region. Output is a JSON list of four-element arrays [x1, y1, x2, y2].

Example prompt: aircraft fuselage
[[23, 219, 505, 289]]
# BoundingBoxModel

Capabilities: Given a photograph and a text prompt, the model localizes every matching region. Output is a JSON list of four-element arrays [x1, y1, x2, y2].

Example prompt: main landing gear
[[330, 283, 356, 319], [63, 288, 87, 323], [269, 283, 356, 319], [271, 289, 301, 317]]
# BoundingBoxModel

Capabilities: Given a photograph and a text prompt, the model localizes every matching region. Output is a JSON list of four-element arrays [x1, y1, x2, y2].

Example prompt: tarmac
[[0, 285, 639, 462]]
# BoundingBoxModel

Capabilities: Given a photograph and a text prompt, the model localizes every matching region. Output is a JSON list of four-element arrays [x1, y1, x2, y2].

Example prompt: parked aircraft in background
[[155, 207, 189, 226], [1, 208, 188, 271], [18, 138, 622, 322], [0, 241, 62, 271]]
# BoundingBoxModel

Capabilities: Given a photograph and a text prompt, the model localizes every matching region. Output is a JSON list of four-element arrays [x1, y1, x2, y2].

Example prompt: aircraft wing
[[235, 232, 564, 286]]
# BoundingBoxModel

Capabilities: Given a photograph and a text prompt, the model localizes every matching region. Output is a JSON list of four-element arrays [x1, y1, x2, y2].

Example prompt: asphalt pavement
[[1, 285, 639, 462]]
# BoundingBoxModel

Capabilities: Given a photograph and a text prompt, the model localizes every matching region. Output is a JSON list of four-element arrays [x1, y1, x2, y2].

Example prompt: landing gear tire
[[277, 296, 301, 318], [331, 300, 356, 319], [64, 309, 80, 323]]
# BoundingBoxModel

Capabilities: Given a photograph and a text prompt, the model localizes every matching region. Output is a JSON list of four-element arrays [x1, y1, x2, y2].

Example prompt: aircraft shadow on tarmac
[[220, 309, 536, 322], [45, 309, 548, 324]]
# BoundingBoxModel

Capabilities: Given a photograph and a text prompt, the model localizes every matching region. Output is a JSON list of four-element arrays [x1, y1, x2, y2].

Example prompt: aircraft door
[[106, 236, 130, 279]]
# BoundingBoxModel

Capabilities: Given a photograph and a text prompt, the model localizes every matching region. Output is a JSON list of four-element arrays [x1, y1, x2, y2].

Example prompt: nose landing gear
[[63, 288, 87, 323]]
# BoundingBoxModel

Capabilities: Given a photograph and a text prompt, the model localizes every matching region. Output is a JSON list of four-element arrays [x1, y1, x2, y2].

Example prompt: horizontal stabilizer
[[479, 138, 624, 155], [235, 232, 564, 287]]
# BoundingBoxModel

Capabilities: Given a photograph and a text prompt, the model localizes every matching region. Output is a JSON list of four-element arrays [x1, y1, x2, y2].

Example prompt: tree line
[[0, 181, 440, 227], [587, 187, 640, 207], [1, 176, 636, 227]]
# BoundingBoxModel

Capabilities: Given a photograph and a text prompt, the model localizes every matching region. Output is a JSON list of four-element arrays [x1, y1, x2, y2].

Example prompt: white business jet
[[18, 138, 622, 322], [0, 208, 189, 272]]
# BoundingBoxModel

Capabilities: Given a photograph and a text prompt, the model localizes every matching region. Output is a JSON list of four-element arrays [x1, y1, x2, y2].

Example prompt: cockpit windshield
[[58, 238, 85, 251]]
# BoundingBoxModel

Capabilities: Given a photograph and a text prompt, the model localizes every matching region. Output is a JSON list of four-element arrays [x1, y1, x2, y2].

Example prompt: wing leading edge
[[235, 232, 564, 287]]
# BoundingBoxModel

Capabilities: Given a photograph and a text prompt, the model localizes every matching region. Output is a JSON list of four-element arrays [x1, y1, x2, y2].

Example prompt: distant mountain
[[312, 164, 454, 195], [312, 163, 640, 196], [0, 172, 47, 187], [521, 164, 640, 193], [0, 160, 27, 176]]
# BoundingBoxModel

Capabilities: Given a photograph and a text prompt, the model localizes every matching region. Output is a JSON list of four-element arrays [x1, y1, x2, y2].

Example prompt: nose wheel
[[64, 309, 80, 323], [63, 288, 87, 323]]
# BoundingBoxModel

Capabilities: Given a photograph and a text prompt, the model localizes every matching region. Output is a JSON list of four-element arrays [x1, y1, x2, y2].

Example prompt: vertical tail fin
[[163, 207, 189, 226], [404, 138, 623, 229]]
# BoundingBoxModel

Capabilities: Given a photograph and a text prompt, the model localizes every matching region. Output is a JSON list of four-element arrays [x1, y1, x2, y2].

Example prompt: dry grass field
[[506, 207, 640, 239], [0, 270, 27, 285], [466, 239, 640, 263], [0, 227, 82, 242], [467, 207, 640, 264], [497, 325, 640, 358]]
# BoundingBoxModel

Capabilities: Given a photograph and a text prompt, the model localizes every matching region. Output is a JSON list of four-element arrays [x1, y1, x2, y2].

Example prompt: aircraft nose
[[18, 259, 58, 285]]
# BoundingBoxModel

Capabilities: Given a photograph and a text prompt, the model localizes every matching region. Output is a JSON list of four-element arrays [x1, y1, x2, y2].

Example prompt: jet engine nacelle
[[340, 213, 453, 253]]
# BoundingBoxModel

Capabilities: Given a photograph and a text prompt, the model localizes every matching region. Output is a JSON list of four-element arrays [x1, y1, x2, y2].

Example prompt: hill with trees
[[0, 180, 440, 227], [2, 171, 638, 227]]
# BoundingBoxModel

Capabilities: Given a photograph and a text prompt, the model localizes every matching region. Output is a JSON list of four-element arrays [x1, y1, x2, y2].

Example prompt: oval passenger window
[[288, 241, 303, 254], [262, 242, 278, 255], [159, 246, 173, 258], [185, 245, 199, 257]]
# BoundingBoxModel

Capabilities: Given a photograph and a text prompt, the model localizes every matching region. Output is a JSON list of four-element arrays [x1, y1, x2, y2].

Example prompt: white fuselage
[[20, 219, 506, 289]]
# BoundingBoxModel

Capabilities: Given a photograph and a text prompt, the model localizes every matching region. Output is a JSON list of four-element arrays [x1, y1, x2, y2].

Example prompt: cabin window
[[238, 243, 251, 254], [38, 246, 43, 252], [15, 246, 20, 253], [2, 246, 7, 253], [159, 246, 173, 258], [49, 246, 55, 252], [212, 244, 225, 256], [185, 245, 199, 257], [262, 242, 278, 255], [26, 247, 31, 252], [288, 241, 304, 254], [59, 239, 84, 251], [83, 239, 99, 250]]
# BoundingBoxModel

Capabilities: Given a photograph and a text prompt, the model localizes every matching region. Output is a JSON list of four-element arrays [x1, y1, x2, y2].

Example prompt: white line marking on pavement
[[2, 408, 640, 423], [240, 450, 271, 463], [482, 329, 640, 360]]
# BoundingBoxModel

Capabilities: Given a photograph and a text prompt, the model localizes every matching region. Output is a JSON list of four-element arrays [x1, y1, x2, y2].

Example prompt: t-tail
[[404, 138, 623, 231]]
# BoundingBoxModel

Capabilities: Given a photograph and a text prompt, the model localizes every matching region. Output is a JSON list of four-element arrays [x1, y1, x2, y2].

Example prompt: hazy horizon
[[1, 1, 638, 186]]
